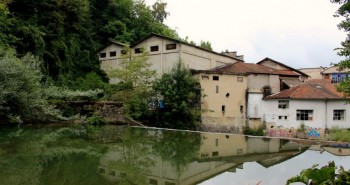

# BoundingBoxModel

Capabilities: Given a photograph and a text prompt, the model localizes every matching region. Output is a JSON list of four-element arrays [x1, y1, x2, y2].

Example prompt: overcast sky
[[145, 0, 347, 69]]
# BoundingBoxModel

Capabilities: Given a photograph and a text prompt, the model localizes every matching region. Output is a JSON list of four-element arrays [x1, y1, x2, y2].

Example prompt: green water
[[0, 125, 348, 185]]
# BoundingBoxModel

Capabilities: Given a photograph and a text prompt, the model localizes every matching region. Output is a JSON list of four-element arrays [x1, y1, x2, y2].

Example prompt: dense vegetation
[[332, 0, 350, 96], [287, 161, 350, 184], [0, 0, 178, 82], [0, 0, 202, 129]]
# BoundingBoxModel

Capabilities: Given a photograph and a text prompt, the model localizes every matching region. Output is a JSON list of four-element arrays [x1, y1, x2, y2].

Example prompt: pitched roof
[[97, 40, 128, 53], [266, 79, 346, 100], [211, 62, 301, 76], [258, 57, 310, 77], [321, 65, 350, 74], [132, 33, 245, 62]]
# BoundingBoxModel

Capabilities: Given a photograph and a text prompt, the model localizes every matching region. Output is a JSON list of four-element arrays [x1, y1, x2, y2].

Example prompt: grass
[[328, 128, 350, 142]]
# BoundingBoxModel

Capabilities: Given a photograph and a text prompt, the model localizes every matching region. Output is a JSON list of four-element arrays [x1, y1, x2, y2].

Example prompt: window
[[278, 100, 289, 109], [296, 110, 313, 121], [109, 51, 116, 57], [240, 105, 243, 113], [99, 52, 106, 58], [134, 48, 143, 54], [279, 116, 288, 120], [333, 110, 345, 120], [212, 151, 219, 157], [150, 45, 159, 52], [237, 76, 243, 82], [121, 50, 127, 55], [222, 105, 225, 112], [213, 76, 219, 81], [149, 179, 158, 185], [216, 85, 219, 93], [215, 139, 219, 146], [109, 171, 115, 176], [166, 44, 176, 50]]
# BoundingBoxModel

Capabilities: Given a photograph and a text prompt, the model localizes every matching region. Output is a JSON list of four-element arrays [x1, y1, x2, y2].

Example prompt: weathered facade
[[98, 33, 244, 83], [263, 79, 350, 130], [194, 71, 247, 130]]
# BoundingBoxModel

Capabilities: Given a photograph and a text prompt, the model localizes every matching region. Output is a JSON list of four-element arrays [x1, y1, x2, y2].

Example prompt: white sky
[[145, 0, 347, 69]]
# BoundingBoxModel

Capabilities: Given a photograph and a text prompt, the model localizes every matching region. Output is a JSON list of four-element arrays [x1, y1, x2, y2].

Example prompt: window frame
[[213, 76, 219, 81], [166, 43, 177, 50], [134, 48, 143, 54], [333, 109, 345, 121], [99, 52, 106, 58], [109, 51, 117, 57], [296, 110, 313, 121], [150, 45, 159, 52], [278, 100, 289, 109]]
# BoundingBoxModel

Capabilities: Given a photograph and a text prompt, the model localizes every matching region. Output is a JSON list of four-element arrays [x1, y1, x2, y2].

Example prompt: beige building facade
[[194, 71, 247, 128], [98, 33, 244, 84]]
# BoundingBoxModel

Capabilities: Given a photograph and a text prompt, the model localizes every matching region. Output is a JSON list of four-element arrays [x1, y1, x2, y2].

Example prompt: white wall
[[262, 99, 350, 129], [247, 93, 263, 118]]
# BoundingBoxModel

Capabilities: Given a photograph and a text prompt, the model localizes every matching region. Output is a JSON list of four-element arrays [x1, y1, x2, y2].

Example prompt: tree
[[108, 47, 156, 119], [152, 61, 201, 130], [200, 40, 213, 51], [332, 0, 350, 96], [0, 47, 57, 123]]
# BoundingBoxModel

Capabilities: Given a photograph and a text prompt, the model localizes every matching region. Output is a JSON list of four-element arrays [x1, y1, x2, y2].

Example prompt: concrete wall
[[99, 44, 126, 84], [247, 74, 280, 94], [247, 93, 263, 118], [196, 73, 247, 128], [299, 68, 323, 79], [262, 99, 350, 129]]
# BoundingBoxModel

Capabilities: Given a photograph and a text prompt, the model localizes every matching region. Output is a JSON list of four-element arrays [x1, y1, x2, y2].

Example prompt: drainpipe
[[161, 39, 163, 75], [325, 99, 328, 129]]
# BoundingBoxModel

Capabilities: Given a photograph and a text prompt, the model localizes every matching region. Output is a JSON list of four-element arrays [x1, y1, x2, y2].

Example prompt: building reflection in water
[[98, 128, 309, 185]]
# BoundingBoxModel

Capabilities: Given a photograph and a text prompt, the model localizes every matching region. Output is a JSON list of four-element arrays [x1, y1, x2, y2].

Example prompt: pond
[[0, 125, 349, 185]]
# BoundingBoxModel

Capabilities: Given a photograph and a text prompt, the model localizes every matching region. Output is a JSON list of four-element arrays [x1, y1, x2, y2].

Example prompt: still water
[[0, 125, 349, 185]]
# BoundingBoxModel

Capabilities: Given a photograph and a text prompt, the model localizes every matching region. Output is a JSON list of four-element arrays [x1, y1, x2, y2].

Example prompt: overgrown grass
[[328, 128, 350, 142], [244, 126, 265, 136]]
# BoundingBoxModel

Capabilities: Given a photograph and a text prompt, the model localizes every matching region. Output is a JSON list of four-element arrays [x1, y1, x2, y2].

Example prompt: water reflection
[[0, 126, 349, 185], [98, 127, 309, 185]]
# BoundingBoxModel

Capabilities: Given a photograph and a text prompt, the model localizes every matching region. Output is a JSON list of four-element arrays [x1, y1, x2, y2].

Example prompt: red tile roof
[[212, 62, 301, 76], [266, 79, 346, 100]]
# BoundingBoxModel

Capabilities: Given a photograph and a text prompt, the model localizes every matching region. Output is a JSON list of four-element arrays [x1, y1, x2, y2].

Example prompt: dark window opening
[[135, 48, 143, 54], [150, 45, 159, 52], [240, 105, 243, 113], [149, 179, 158, 185], [109, 51, 116, 57], [100, 52, 106, 58], [278, 100, 289, 109], [212, 151, 219, 157], [215, 139, 219, 146], [166, 44, 176, 50], [121, 50, 127, 55], [296, 110, 313, 121], [333, 110, 345, 120], [222, 105, 225, 112], [216, 85, 219, 93], [213, 76, 219, 81]]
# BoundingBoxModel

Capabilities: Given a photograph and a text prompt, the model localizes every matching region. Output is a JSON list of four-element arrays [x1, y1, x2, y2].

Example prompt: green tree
[[332, 0, 350, 96], [199, 40, 213, 51], [152, 61, 201, 130], [108, 47, 156, 119], [0, 47, 57, 123]]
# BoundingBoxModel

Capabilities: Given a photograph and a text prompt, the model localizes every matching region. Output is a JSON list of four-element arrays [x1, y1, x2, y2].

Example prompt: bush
[[244, 126, 265, 136], [0, 47, 58, 123]]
